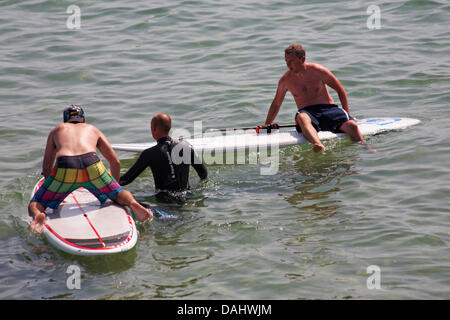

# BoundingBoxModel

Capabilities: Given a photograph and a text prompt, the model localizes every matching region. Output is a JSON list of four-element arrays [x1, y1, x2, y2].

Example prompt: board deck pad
[[112, 117, 421, 153], [31, 178, 138, 255]]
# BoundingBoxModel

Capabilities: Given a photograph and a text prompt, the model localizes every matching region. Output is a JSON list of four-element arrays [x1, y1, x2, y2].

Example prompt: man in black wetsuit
[[119, 113, 207, 203]]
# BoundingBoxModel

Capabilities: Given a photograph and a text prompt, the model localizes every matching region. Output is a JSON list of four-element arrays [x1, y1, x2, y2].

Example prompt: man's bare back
[[52, 123, 101, 157], [43, 122, 120, 180]]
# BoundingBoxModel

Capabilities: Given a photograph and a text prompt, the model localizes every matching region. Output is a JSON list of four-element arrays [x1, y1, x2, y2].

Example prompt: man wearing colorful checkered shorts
[[31, 152, 123, 209], [28, 105, 152, 233]]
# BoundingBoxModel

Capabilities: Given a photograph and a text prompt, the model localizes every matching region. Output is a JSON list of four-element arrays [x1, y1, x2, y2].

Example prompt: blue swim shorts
[[295, 104, 354, 134]]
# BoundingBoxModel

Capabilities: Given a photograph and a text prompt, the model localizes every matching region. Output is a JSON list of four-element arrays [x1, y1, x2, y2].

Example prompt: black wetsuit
[[120, 136, 207, 203]]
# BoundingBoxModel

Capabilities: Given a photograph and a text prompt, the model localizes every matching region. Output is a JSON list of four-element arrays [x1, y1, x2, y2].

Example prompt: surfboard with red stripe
[[31, 177, 138, 255]]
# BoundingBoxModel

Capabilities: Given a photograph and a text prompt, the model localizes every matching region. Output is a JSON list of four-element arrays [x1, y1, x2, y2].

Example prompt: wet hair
[[151, 113, 171, 134], [285, 44, 305, 59]]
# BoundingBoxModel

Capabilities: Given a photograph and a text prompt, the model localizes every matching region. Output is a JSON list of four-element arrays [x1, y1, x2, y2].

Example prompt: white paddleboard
[[112, 117, 420, 153], [30, 177, 138, 256]]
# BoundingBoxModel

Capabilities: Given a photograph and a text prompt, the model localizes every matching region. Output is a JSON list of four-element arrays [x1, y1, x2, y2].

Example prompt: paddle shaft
[[208, 124, 296, 132], [178, 123, 297, 139]]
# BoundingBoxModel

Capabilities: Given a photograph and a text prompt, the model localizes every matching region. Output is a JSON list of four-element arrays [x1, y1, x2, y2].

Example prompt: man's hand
[[256, 123, 279, 134]]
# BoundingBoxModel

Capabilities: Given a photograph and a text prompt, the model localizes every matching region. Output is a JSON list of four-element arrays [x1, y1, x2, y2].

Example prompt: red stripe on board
[[71, 192, 106, 247], [126, 214, 134, 242], [32, 177, 45, 196], [43, 202, 135, 251]]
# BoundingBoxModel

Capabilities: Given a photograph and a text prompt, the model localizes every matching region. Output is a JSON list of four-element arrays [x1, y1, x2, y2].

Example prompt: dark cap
[[63, 105, 85, 123]]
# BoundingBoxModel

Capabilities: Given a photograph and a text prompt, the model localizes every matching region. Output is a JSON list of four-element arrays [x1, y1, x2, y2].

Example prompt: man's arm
[[265, 78, 287, 125], [322, 68, 349, 114], [190, 147, 207, 180], [119, 149, 151, 186], [42, 127, 57, 177], [95, 128, 121, 181]]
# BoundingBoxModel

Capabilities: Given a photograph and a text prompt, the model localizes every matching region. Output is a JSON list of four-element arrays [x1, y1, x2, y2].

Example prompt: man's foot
[[313, 142, 327, 152], [30, 212, 46, 233], [359, 141, 378, 154], [130, 202, 153, 222]]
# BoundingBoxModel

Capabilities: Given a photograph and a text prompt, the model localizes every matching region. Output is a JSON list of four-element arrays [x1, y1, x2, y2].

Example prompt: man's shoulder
[[80, 123, 97, 129], [54, 123, 68, 129], [56, 122, 96, 129], [306, 62, 327, 70], [55, 123, 102, 138], [306, 62, 332, 75], [280, 69, 291, 80], [279, 70, 293, 86], [77, 123, 100, 133], [143, 144, 158, 154], [52, 123, 71, 133]]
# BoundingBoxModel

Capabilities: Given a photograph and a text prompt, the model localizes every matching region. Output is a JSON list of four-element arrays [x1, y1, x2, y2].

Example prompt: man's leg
[[339, 120, 377, 153], [114, 189, 152, 222], [296, 112, 326, 152], [339, 120, 364, 142]]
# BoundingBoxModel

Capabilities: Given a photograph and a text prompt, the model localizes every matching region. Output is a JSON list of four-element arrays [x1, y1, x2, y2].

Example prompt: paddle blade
[[152, 208, 182, 221], [139, 202, 182, 221]]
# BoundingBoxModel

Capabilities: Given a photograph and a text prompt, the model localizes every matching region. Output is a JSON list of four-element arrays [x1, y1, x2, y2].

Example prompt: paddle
[[180, 123, 297, 139], [208, 123, 296, 133], [152, 208, 181, 221], [139, 202, 181, 221]]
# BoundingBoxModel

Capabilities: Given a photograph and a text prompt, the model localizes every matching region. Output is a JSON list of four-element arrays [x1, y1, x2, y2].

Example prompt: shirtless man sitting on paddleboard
[[263, 44, 376, 153], [29, 105, 152, 233]]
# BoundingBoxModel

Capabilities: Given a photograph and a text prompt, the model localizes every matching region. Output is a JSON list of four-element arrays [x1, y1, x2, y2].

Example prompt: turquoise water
[[0, 0, 449, 299]]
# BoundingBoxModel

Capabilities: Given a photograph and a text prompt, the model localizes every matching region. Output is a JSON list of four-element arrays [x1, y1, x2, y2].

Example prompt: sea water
[[0, 0, 449, 299]]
